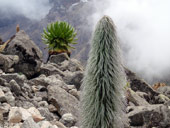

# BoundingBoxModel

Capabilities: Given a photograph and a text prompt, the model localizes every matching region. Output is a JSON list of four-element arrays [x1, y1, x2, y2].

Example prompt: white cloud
[[92, 0, 170, 83], [0, 0, 52, 20]]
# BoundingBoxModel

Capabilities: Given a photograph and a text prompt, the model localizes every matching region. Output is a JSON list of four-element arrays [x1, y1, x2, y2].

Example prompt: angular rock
[[60, 113, 76, 127], [53, 121, 66, 128], [49, 53, 70, 65], [0, 54, 19, 72], [69, 89, 80, 100], [0, 88, 6, 102], [63, 71, 83, 90], [0, 103, 10, 121], [27, 107, 44, 122], [5, 91, 15, 106], [9, 80, 21, 96], [21, 117, 40, 128], [157, 86, 170, 99], [125, 68, 160, 104], [31, 75, 68, 91], [60, 59, 84, 72], [8, 107, 31, 123], [38, 121, 53, 128], [5, 30, 43, 78], [40, 63, 65, 77], [38, 107, 57, 121], [126, 88, 149, 106], [128, 104, 170, 127], [0, 73, 26, 87], [155, 94, 170, 104], [47, 85, 79, 119]]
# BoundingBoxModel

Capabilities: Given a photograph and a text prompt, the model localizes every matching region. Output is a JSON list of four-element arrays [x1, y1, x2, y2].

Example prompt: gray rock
[[49, 53, 70, 65], [0, 88, 6, 102], [0, 54, 19, 72], [21, 117, 40, 128], [47, 85, 79, 119], [38, 107, 58, 121], [0, 73, 26, 87], [128, 104, 170, 127], [9, 80, 21, 96], [5, 30, 43, 78], [69, 89, 80, 100], [157, 86, 170, 99], [31, 75, 68, 91], [40, 63, 65, 77], [126, 88, 149, 106], [125, 68, 160, 104], [60, 59, 84, 72], [5, 91, 15, 106], [63, 71, 83, 90], [60, 113, 76, 127]]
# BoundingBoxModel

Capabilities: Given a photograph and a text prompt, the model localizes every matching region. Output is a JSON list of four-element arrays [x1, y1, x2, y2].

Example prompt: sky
[[92, 0, 170, 83], [0, 0, 51, 20]]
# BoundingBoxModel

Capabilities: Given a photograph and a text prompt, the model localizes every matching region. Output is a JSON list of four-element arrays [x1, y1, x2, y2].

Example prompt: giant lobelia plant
[[81, 16, 128, 128]]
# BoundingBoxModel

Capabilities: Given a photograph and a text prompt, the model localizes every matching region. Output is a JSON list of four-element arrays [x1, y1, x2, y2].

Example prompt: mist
[[91, 0, 170, 83], [0, 0, 52, 20]]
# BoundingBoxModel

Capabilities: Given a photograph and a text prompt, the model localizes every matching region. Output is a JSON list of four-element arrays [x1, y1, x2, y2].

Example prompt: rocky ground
[[0, 31, 170, 128]]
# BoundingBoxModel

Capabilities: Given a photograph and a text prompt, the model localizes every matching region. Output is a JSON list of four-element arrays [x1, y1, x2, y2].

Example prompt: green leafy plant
[[81, 16, 128, 128], [42, 21, 77, 53]]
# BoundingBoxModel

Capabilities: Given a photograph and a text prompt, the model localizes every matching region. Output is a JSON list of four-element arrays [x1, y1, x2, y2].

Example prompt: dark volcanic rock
[[125, 68, 160, 104], [128, 105, 170, 128], [5, 30, 43, 78]]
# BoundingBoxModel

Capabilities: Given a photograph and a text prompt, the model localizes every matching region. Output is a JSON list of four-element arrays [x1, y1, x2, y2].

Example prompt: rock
[[8, 107, 31, 123], [40, 63, 65, 77], [38, 101, 48, 108], [60, 113, 76, 127], [0, 77, 6, 86], [38, 121, 53, 128], [128, 104, 170, 127], [47, 85, 79, 119], [0, 88, 6, 102], [157, 86, 170, 98], [63, 71, 83, 90], [27, 107, 44, 122], [0, 69, 3, 74], [53, 121, 66, 128], [49, 53, 70, 65], [125, 68, 160, 104], [0, 73, 26, 87], [69, 89, 80, 100], [5, 91, 15, 106], [0, 54, 19, 72], [126, 88, 149, 106], [60, 59, 84, 72], [5, 30, 43, 78], [31, 75, 68, 91], [21, 117, 40, 128], [35, 91, 48, 101], [48, 104, 58, 112], [155, 94, 170, 104], [9, 80, 21, 96], [0, 103, 10, 120], [38, 107, 58, 121]]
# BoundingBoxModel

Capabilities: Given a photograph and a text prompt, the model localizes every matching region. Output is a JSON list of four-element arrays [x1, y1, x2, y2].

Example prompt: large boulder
[[5, 30, 43, 78], [127, 104, 170, 128], [47, 85, 79, 120]]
